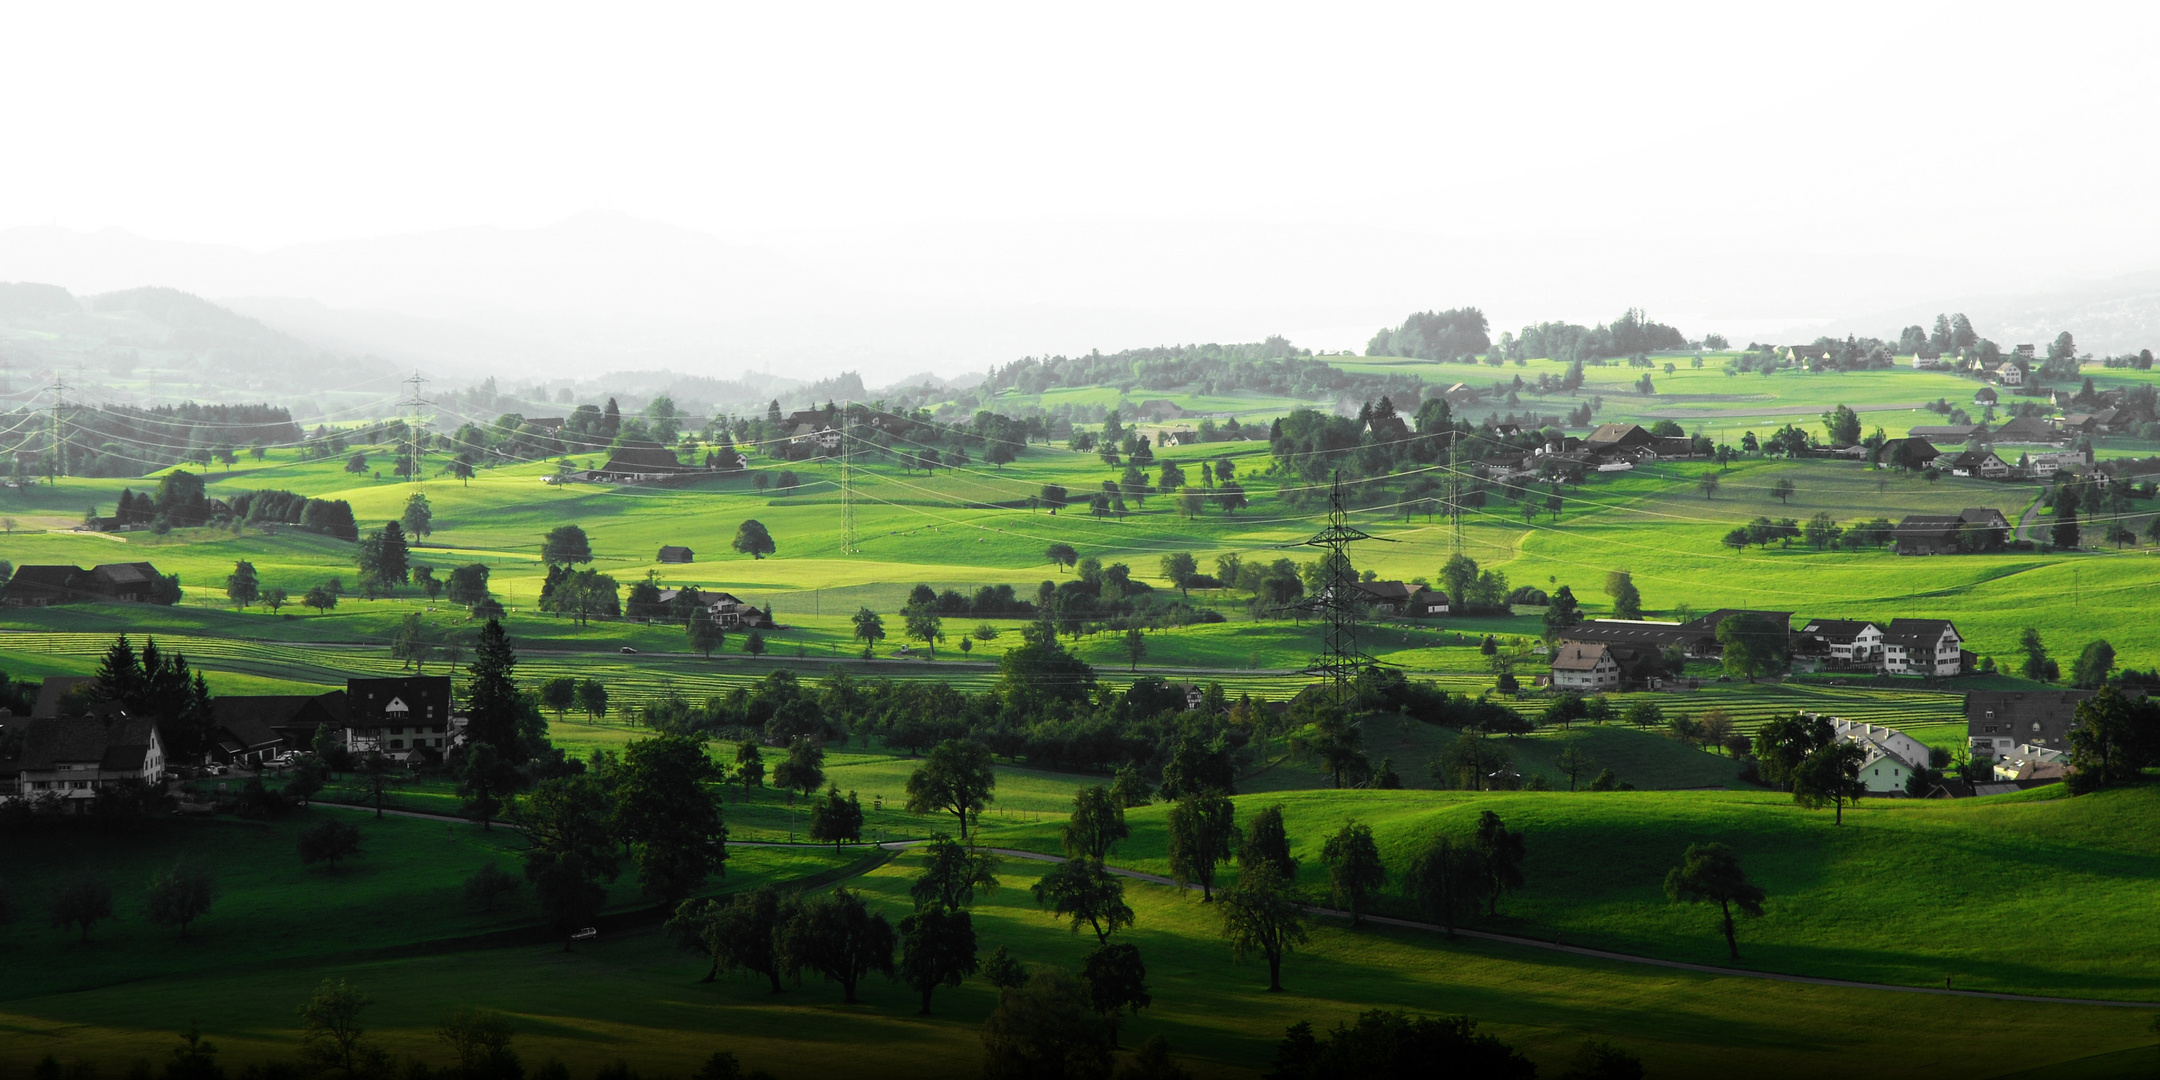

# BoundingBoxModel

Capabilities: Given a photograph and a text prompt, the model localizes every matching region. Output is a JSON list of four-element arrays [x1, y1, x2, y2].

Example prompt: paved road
[[2016, 496, 2044, 543], [319, 807, 2160, 1009]]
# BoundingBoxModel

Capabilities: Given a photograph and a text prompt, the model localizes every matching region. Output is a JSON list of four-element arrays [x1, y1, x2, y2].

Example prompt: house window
[[390, 739, 405, 749]]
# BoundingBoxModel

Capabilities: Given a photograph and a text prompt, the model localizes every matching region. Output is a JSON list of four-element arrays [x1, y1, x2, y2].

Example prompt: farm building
[[1549, 643, 1620, 690], [1967, 690, 2090, 759], [345, 676, 456, 760], [592, 441, 697, 483], [1893, 509, 2008, 555], [1881, 619, 1965, 676], [12, 716, 167, 808], [658, 545, 694, 564]]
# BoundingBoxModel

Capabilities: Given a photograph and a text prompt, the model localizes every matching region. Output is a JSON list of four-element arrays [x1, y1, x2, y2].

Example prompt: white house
[[1550, 643, 1620, 691], [1797, 619, 1885, 668], [1882, 619, 1963, 676], [1831, 720, 1935, 794], [345, 675, 455, 760]]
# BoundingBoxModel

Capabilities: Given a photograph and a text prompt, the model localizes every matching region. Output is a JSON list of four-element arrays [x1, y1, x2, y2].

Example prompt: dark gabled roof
[[1550, 643, 1613, 671], [1991, 415, 2059, 440], [1959, 508, 2008, 527], [1350, 580, 1415, 602], [347, 676, 454, 723], [213, 694, 343, 743], [5, 565, 88, 601], [1966, 690, 2090, 745], [1896, 513, 1963, 534], [90, 562, 159, 585], [597, 441, 692, 475], [1885, 618, 1959, 645], [19, 717, 159, 771], [32, 676, 106, 719], [210, 700, 287, 751], [1945, 449, 2007, 471], [1366, 416, 1413, 441], [1584, 423, 1652, 447], [1680, 609, 1792, 634], [658, 545, 694, 559]]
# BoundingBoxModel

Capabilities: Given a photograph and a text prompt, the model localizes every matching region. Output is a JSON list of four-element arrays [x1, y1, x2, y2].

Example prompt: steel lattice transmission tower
[[1445, 430, 1465, 555], [1297, 472, 1395, 705], [840, 399, 858, 555], [399, 370, 431, 488], [45, 372, 70, 483]]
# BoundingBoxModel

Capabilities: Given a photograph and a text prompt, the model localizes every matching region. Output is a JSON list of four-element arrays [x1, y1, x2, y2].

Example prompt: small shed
[[658, 546, 694, 564]]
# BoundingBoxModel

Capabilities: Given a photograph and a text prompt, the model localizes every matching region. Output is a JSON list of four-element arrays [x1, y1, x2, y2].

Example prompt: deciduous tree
[[779, 887, 896, 1004], [1320, 821, 1385, 927], [1062, 786, 1129, 862], [905, 739, 997, 839], [1032, 858, 1133, 944], [1217, 866, 1309, 992], [1166, 792, 1237, 901], [1664, 842, 1766, 959]]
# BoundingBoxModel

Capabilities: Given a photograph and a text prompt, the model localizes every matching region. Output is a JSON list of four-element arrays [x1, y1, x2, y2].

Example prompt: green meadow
[[6, 781, 2160, 1079], [5, 364, 2160, 1077]]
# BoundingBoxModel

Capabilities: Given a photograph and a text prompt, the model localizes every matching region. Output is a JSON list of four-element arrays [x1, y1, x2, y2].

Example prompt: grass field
[[7, 785, 2160, 1079]]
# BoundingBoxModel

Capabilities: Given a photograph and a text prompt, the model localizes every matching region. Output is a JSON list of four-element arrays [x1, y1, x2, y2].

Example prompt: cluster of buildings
[[0, 674, 458, 808], [1, 562, 168, 607], [1542, 610, 1968, 691]]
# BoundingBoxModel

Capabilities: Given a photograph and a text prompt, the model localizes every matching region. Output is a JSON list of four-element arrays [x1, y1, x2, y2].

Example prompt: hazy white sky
[[4, 1, 2159, 358]]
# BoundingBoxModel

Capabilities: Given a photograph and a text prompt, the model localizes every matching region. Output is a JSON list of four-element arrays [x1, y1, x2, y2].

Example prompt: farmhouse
[[1779, 344, 1833, 365], [14, 717, 166, 806], [1967, 690, 2089, 759], [1364, 415, 1413, 443], [1832, 719, 1934, 795], [1990, 363, 2026, 387], [87, 562, 163, 602], [2021, 449, 2089, 479], [205, 700, 287, 765], [1893, 509, 2008, 555], [1346, 579, 1417, 614], [345, 675, 456, 760], [1583, 423, 1656, 458], [1550, 643, 1620, 690], [702, 591, 775, 629], [2, 565, 87, 606], [1938, 449, 2013, 479], [1406, 587, 1450, 617], [658, 545, 694, 564], [787, 423, 842, 450], [210, 693, 349, 761], [1881, 619, 1964, 676], [1875, 437, 1941, 470], [1989, 415, 2063, 444], [1974, 387, 1999, 406], [1795, 619, 1885, 669], [593, 441, 696, 483]]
